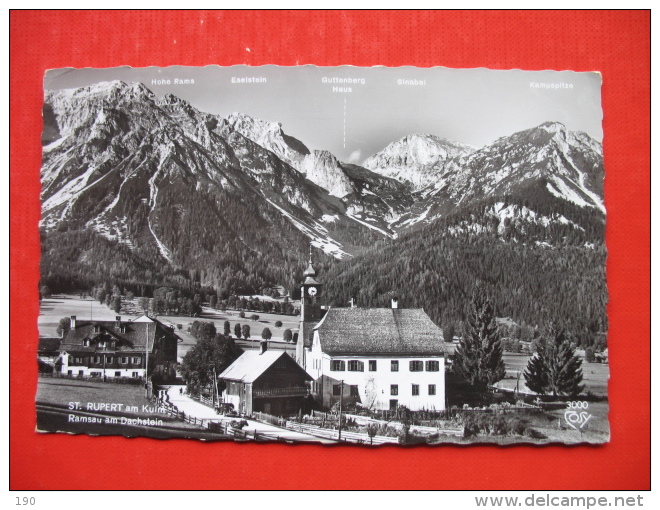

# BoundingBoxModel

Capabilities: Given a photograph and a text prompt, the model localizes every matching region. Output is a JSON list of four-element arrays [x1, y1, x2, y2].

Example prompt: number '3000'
[[566, 401, 589, 409]]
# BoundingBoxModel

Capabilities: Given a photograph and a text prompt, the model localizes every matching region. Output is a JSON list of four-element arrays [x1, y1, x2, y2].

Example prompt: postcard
[[37, 65, 608, 444]]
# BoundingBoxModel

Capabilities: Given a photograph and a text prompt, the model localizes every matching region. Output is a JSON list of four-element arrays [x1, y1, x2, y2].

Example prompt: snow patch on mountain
[[546, 178, 593, 210], [265, 199, 349, 258], [490, 202, 583, 233], [346, 212, 395, 239], [149, 220, 173, 263]]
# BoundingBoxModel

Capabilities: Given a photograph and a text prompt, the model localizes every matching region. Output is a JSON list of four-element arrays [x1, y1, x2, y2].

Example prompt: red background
[[10, 11, 650, 490]]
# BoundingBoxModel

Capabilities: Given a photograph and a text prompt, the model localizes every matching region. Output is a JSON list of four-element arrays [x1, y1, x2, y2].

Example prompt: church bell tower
[[296, 245, 323, 367]]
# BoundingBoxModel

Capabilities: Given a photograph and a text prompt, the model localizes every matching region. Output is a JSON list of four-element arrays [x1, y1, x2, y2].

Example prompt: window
[[121, 357, 128, 364], [115, 371, 121, 377], [412, 384, 420, 396], [391, 360, 399, 372], [83, 340, 90, 347], [426, 360, 440, 372], [348, 360, 364, 372], [409, 360, 424, 372], [133, 357, 141, 364], [106, 356, 113, 364], [368, 360, 377, 371], [93, 356, 101, 364], [132, 372, 139, 378], [349, 385, 359, 397], [333, 384, 341, 396], [331, 360, 345, 371], [98, 341, 105, 348], [275, 358, 287, 369], [94, 325, 100, 333], [428, 384, 436, 395], [390, 384, 398, 396], [74, 357, 82, 363]]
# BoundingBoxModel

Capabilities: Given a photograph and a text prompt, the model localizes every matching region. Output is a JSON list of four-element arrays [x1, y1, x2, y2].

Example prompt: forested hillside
[[39, 81, 607, 348]]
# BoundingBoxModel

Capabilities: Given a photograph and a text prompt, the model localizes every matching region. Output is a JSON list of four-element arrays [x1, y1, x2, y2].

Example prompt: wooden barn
[[218, 342, 312, 416]]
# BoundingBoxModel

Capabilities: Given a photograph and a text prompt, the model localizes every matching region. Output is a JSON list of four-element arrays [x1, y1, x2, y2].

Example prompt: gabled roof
[[38, 337, 62, 353], [218, 350, 311, 384], [133, 315, 155, 323], [315, 308, 445, 356], [59, 318, 175, 353]]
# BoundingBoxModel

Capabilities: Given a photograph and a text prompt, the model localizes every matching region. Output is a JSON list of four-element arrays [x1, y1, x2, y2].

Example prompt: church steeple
[[296, 244, 324, 367], [301, 243, 322, 298], [303, 244, 317, 279]]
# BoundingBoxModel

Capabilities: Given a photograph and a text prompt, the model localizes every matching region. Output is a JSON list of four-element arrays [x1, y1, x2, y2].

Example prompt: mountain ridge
[[40, 81, 606, 335]]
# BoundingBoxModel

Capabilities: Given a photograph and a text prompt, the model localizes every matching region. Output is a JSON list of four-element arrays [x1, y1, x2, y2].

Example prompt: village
[[36, 251, 610, 445]]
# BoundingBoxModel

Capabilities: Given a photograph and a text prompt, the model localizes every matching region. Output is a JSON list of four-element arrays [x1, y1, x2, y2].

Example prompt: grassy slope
[[35, 377, 229, 439]]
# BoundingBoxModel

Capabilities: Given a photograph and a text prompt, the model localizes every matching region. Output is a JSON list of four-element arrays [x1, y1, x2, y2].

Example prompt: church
[[295, 250, 447, 412]]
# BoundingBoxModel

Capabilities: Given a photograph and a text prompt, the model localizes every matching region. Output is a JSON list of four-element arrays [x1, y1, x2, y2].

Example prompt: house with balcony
[[58, 315, 178, 381], [218, 342, 312, 416]]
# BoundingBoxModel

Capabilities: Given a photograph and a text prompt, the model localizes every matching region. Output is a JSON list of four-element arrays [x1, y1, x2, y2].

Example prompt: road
[[164, 385, 336, 444]]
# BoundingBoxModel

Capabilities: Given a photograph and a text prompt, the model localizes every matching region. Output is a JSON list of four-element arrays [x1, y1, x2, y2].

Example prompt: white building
[[295, 250, 446, 412], [57, 315, 178, 381]]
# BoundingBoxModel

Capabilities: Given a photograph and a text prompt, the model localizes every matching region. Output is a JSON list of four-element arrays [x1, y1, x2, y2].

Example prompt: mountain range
[[40, 81, 607, 342]]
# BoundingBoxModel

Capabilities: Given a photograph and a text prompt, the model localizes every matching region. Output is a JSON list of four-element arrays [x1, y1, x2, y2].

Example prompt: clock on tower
[[301, 247, 323, 322]]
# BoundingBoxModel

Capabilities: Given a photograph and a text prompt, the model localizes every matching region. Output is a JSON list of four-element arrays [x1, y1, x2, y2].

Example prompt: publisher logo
[[564, 401, 593, 429]]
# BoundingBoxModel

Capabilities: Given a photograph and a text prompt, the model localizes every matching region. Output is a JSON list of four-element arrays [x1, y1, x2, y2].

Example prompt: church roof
[[314, 308, 445, 356], [303, 262, 317, 278]]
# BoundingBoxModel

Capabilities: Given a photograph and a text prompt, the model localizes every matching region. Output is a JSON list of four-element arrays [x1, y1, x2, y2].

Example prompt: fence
[[198, 395, 214, 407], [285, 421, 398, 445], [154, 392, 232, 432], [252, 411, 288, 427]]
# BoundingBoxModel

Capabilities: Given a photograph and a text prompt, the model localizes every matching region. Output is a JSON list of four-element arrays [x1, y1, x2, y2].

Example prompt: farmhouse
[[58, 315, 178, 381], [38, 336, 62, 371], [295, 252, 446, 411], [218, 342, 312, 415]]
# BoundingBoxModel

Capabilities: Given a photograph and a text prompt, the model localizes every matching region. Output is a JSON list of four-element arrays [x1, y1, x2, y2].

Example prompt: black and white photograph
[[36, 65, 608, 445]]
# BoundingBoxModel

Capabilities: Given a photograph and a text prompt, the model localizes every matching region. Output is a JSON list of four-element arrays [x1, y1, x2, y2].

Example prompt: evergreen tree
[[111, 295, 121, 314], [242, 324, 251, 340], [179, 333, 243, 396], [234, 323, 242, 339], [261, 328, 272, 340], [524, 326, 584, 397], [444, 322, 455, 343], [224, 320, 231, 336], [283, 329, 293, 342], [40, 285, 52, 299], [452, 293, 506, 393]]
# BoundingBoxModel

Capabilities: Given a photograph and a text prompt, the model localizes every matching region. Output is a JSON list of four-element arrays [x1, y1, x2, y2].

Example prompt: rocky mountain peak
[[225, 112, 309, 170], [301, 150, 355, 198], [362, 133, 475, 190]]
